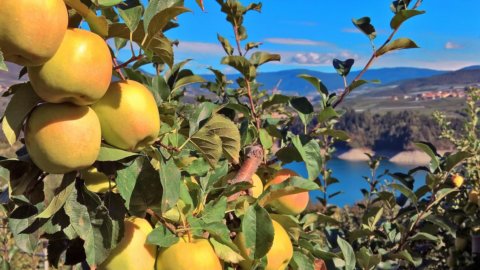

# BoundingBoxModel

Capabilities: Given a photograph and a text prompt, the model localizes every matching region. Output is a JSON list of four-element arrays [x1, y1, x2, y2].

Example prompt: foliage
[[0, 0, 478, 269]]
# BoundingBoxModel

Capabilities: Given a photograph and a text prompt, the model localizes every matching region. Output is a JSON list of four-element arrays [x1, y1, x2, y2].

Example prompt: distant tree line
[[334, 109, 463, 151]]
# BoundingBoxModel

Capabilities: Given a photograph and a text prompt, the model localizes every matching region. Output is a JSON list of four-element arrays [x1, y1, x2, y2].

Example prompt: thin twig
[[233, 22, 243, 56], [332, 0, 423, 108], [113, 55, 145, 70], [245, 80, 261, 130], [112, 58, 126, 81]]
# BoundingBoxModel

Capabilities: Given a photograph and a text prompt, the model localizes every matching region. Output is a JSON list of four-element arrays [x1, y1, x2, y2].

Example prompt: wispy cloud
[[285, 51, 359, 65], [342, 28, 361, 34], [265, 38, 332, 47], [175, 41, 224, 55], [444, 41, 462, 50]]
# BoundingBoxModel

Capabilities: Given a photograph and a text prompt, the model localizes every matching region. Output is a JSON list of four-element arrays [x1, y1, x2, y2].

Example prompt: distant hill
[[201, 67, 446, 95], [358, 66, 480, 97]]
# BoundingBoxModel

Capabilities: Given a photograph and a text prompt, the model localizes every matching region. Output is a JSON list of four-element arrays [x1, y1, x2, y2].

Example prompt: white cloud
[[287, 51, 359, 65], [265, 38, 332, 47], [444, 41, 462, 50]]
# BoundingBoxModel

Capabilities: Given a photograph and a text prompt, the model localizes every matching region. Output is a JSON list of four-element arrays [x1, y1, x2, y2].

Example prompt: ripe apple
[[28, 28, 112, 105], [25, 103, 101, 174], [0, 0, 67, 66], [99, 217, 156, 270], [219, 172, 264, 198], [91, 80, 160, 152], [451, 174, 464, 188], [235, 220, 293, 270], [80, 167, 112, 193], [251, 174, 264, 198], [155, 236, 222, 270], [265, 169, 309, 215]]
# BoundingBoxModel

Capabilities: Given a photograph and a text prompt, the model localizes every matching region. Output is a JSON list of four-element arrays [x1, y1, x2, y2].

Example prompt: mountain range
[[1, 63, 479, 98]]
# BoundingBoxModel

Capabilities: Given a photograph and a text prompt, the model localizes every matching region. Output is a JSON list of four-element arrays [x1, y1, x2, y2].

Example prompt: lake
[[283, 159, 427, 207]]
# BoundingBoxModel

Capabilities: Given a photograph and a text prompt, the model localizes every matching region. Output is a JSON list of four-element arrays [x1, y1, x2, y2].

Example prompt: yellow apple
[[25, 103, 101, 174], [28, 28, 112, 105], [451, 174, 464, 188], [265, 169, 309, 215], [235, 220, 293, 270], [0, 0, 67, 66], [251, 174, 264, 198], [99, 217, 156, 270], [155, 237, 222, 270], [91, 80, 160, 152], [219, 172, 264, 198], [80, 167, 112, 193]]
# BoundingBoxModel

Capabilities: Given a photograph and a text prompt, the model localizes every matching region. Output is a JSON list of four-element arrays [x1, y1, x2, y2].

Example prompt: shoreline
[[335, 148, 451, 165]]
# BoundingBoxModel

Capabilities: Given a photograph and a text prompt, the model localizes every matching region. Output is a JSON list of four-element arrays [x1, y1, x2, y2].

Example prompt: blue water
[[284, 159, 427, 206]]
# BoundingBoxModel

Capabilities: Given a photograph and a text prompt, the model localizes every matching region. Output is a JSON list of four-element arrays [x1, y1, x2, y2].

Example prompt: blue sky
[[120, 0, 480, 74]]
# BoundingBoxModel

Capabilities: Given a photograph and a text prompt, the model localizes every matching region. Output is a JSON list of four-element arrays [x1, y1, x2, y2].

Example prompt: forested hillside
[[334, 109, 464, 151]]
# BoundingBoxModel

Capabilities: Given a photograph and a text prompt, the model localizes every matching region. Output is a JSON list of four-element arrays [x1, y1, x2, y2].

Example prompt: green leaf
[[190, 129, 223, 167], [221, 56, 255, 80], [147, 226, 178, 247], [352, 17, 376, 40], [242, 204, 274, 259], [317, 107, 339, 123], [200, 197, 227, 224], [291, 136, 322, 181], [143, 0, 183, 32], [2, 83, 41, 145], [37, 174, 76, 219], [210, 238, 244, 264], [94, 0, 123, 7], [333, 58, 355, 77], [290, 97, 314, 115], [376, 38, 419, 57], [348, 79, 380, 92], [188, 102, 217, 136], [414, 141, 440, 171], [96, 144, 138, 161], [172, 75, 206, 93], [9, 205, 41, 254], [262, 94, 291, 110], [444, 151, 472, 172], [118, 6, 143, 32], [337, 237, 356, 270], [217, 34, 234, 55], [198, 114, 241, 164], [320, 129, 350, 141], [390, 10, 425, 30], [389, 250, 422, 266], [150, 75, 170, 103], [147, 6, 190, 41], [410, 232, 438, 242], [0, 50, 7, 71], [259, 129, 273, 150], [291, 251, 315, 270], [356, 247, 381, 270], [297, 74, 328, 95], [116, 157, 164, 215], [64, 0, 108, 37], [389, 183, 417, 205], [249, 52, 281, 67], [158, 156, 181, 213]]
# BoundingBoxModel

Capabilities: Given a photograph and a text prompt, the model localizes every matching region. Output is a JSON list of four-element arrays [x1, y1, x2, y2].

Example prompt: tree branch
[[227, 144, 264, 202]]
